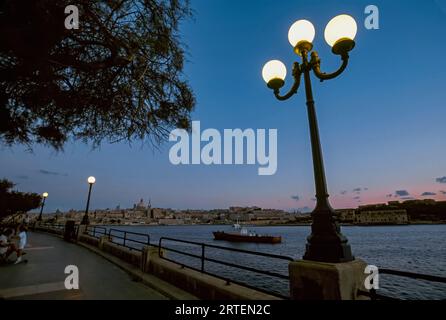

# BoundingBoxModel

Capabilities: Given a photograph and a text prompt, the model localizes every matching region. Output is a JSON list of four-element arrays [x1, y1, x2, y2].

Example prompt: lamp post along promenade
[[38, 192, 49, 221], [263, 14, 368, 299], [262, 15, 369, 300], [81, 176, 96, 225], [263, 15, 358, 263]]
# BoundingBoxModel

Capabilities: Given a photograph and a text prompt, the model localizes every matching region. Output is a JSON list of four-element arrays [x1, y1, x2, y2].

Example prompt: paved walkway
[[0, 232, 168, 300]]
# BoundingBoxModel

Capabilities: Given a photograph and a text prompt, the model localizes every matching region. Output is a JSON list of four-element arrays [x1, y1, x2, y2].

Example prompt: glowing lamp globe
[[43, 192, 49, 198], [262, 60, 287, 90], [288, 20, 315, 55], [87, 176, 96, 184], [324, 14, 357, 55]]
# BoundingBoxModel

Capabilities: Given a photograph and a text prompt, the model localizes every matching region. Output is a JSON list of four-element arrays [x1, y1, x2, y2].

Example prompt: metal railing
[[107, 228, 150, 252], [85, 225, 107, 239], [358, 268, 446, 300], [158, 237, 293, 298]]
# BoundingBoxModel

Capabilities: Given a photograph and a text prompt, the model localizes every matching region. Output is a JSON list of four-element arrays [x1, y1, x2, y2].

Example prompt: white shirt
[[18, 231, 27, 250]]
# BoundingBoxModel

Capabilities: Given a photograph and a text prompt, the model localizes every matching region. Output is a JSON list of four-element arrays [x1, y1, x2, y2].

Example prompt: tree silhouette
[[0, 0, 195, 149], [0, 179, 41, 220]]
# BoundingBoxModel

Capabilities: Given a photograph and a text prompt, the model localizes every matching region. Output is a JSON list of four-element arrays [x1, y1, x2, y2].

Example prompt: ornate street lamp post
[[38, 192, 49, 221], [81, 176, 96, 225], [262, 15, 358, 263]]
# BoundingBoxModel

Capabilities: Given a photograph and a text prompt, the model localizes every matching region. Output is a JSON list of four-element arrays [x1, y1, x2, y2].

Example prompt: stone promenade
[[0, 232, 168, 299]]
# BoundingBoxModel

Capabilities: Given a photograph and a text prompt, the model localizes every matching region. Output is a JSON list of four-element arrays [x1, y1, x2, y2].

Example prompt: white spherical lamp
[[262, 60, 287, 89]]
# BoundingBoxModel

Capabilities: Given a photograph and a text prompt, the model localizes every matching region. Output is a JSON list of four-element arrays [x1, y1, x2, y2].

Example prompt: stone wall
[[78, 234, 99, 247], [101, 240, 141, 268], [146, 248, 280, 300]]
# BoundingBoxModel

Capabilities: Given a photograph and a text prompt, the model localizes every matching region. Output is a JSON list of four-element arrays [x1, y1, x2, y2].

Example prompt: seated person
[[0, 227, 27, 264], [0, 229, 15, 261]]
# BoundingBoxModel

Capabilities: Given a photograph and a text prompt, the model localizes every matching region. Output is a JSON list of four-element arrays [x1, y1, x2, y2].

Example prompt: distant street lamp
[[262, 15, 357, 263], [38, 192, 49, 221], [81, 176, 96, 225]]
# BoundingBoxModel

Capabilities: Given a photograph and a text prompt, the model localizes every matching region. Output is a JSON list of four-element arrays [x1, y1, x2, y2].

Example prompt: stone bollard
[[76, 225, 87, 241], [64, 220, 76, 242], [98, 235, 108, 250], [289, 259, 368, 300], [141, 246, 164, 273]]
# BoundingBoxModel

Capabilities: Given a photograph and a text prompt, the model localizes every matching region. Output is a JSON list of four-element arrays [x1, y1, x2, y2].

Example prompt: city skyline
[[1, 0, 446, 212]]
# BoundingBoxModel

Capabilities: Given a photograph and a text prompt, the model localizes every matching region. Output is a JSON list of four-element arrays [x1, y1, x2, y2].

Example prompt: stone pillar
[[141, 246, 164, 273], [289, 259, 368, 300], [76, 225, 87, 241], [98, 235, 108, 250]]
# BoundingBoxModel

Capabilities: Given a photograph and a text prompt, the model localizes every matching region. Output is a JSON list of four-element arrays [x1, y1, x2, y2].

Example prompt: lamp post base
[[289, 259, 368, 300], [303, 207, 354, 263]]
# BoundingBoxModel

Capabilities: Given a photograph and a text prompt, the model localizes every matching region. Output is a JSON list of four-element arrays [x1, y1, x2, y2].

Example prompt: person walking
[[14, 225, 28, 264]]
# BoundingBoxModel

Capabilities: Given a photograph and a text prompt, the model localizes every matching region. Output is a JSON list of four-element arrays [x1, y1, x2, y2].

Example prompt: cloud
[[340, 191, 348, 195], [364, 188, 369, 191], [291, 195, 300, 202], [386, 194, 393, 198], [440, 191, 446, 195], [311, 198, 316, 201], [436, 176, 446, 184], [353, 196, 361, 200], [421, 192, 436, 196], [401, 197, 415, 200], [395, 190, 410, 197], [39, 169, 68, 177], [353, 188, 362, 193]]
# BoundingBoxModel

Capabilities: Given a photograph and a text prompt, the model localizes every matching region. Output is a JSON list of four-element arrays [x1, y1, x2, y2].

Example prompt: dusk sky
[[1, 0, 446, 213]]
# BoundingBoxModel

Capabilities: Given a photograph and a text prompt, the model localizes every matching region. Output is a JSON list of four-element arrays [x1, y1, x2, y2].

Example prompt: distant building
[[158, 218, 184, 225], [151, 208, 170, 219], [402, 199, 436, 205], [336, 208, 409, 225], [336, 209, 356, 223], [135, 198, 148, 210], [358, 203, 387, 210], [354, 210, 408, 225]]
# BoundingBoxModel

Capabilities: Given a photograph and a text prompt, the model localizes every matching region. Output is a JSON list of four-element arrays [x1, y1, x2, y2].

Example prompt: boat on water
[[213, 227, 282, 244]]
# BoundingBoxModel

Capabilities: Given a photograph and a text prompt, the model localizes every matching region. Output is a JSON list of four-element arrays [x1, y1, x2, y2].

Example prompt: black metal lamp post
[[81, 176, 96, 225], [38, 192, 49, 221], [262, 15, 358, 263]]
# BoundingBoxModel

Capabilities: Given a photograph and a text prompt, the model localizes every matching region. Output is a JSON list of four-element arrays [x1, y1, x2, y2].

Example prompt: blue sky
[[1, 0, 446, 213]]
